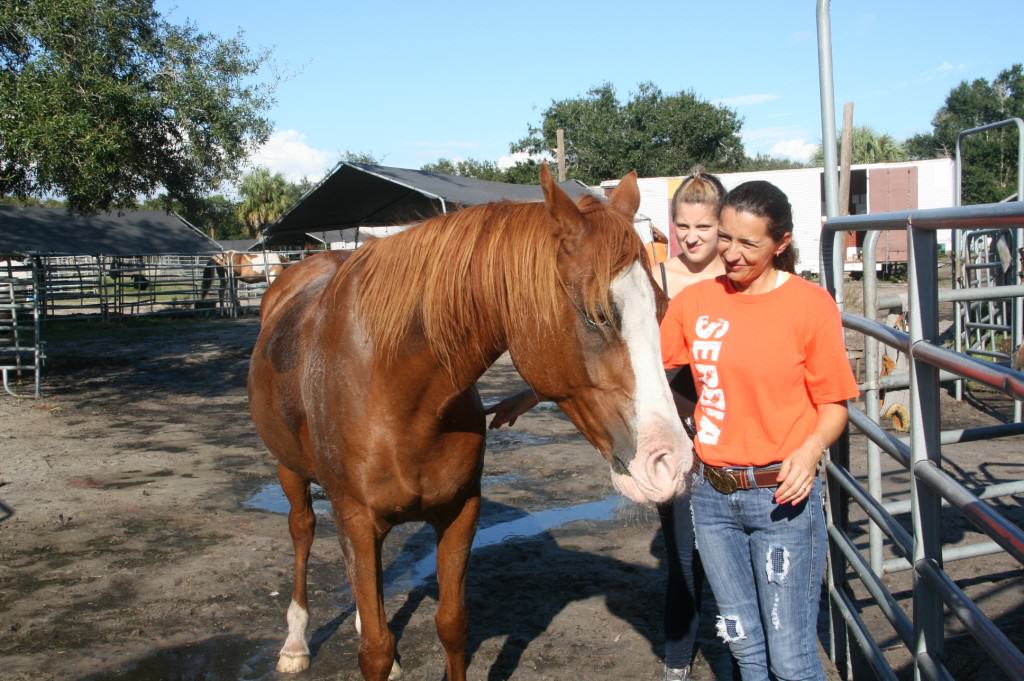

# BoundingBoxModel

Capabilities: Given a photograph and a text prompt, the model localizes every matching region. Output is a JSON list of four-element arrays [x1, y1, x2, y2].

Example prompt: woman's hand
[[484, 389, 540, 429], [775, 401, 849, 505], [774, 436, 824, 505]]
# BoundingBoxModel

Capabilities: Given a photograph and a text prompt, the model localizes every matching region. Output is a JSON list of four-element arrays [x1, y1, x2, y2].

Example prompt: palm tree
[[236, 168, 294, 237], [815, 126, 908, 165]]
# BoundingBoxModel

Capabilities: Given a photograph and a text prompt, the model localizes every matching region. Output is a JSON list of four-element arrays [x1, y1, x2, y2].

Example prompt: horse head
[[507, 165, 692, 505]]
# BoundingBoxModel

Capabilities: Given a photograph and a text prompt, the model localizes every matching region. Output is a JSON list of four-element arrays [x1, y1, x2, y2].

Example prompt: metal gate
[[953, 119, 1024, 422], [822, 202, 1024, 681]]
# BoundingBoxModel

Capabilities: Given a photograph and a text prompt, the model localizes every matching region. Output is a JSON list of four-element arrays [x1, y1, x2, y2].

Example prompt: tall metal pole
[[817, 0, 843, 306]]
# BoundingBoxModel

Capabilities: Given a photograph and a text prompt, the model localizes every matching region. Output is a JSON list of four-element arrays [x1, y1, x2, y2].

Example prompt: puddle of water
[[82, 635, 276, 681], [390, 494, 621, 593], [243, 482, 333, 516], [244, 484, 623, 594], [485, 429, 559, 451]]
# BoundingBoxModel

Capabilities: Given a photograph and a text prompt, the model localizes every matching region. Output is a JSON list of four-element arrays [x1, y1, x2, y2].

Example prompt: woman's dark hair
[[721, 180, 798, 273], [670, 167, 726, 222]]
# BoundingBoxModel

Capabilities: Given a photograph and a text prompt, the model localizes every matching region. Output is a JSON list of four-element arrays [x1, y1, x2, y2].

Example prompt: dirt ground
[[0, 314, 1020, 681]]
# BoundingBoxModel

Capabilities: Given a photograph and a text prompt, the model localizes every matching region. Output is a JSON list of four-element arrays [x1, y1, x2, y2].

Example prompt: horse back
[[259, 250, 352, 324]]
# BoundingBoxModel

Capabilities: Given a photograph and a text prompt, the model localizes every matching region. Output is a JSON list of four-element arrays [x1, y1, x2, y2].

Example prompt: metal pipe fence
[[822, 201, 1024, 681], [0, 248, 321, 397]]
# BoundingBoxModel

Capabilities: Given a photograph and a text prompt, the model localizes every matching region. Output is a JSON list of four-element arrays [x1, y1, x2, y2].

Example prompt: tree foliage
[[907, 64, 1024, 203], [0, 0, 274, 213], [235, 168, 308, 238], [420, 157, 543, 185], [814, 126, 908, 165], [512, 82, 745, 185]]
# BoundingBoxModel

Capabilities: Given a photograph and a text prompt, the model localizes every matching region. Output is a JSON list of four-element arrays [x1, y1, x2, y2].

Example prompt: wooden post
[[556, 128, 566, 182], [839, 102, 854, 216]]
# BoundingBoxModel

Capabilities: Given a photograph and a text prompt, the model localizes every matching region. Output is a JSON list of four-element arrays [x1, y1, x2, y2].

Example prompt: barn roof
[[0, 206, 220, 256], [264, 162, 595, 245]]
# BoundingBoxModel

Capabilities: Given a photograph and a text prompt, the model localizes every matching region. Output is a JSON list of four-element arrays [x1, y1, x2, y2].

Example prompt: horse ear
[[608, 170, 640, 217], [540, 162, 584, 242]]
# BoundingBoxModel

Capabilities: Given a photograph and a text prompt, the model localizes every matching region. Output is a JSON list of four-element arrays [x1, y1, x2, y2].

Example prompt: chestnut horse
[[199, 250, 286, 307], [247, 165, 693, 680]]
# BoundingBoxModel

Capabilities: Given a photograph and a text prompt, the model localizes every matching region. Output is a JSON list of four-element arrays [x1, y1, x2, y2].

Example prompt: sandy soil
[[0, 315, 1020, 681]]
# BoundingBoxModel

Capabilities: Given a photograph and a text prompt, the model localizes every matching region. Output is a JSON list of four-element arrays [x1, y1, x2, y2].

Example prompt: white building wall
[[614, 158, 956, 273]]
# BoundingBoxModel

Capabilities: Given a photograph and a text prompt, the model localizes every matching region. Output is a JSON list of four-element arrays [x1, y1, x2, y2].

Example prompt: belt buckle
[[705, 465, 738, 494]]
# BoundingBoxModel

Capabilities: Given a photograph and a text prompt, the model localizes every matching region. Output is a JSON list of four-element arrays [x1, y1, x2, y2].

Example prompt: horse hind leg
[[276, 464, 316, 673]]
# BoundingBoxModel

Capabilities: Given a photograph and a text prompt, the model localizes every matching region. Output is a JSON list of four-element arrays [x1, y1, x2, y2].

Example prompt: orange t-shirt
[[660, 275, 859, 468]]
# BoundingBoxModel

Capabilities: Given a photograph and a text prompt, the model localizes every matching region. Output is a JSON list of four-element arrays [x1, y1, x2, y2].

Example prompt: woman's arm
[[774, 401, 849, 505], [484, 388, 540, 429]]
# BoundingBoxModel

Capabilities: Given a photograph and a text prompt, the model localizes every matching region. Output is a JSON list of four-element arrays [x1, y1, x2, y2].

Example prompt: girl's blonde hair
[[670, 167, 726, 221]]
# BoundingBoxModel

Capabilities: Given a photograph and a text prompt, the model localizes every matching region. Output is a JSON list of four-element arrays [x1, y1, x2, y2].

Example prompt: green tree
[[420, 157, 543, 185], [513, 82, 745, 185], [739, 154, 809, 171], [235, 168, 296, 238], [340, 150, 382, 165], [907, 64, 1024, 203], [140, 194, 246, 240], [0, 0, 274, 213], [814, 126, 908, 165]]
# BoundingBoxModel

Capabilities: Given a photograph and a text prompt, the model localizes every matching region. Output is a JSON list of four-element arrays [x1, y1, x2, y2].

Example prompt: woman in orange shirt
[[660, 181, 858, 681]]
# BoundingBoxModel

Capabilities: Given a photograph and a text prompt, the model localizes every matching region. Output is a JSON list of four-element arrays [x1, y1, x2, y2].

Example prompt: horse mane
[[341, 195, 646, 372]]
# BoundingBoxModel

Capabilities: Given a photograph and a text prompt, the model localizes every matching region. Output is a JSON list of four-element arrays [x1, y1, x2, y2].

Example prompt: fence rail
[[821, 200, 1024, 681]]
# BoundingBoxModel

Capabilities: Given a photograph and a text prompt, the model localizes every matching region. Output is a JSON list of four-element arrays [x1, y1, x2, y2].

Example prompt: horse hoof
[[276, 652, 311, 673], [388, 659, 403, 680]]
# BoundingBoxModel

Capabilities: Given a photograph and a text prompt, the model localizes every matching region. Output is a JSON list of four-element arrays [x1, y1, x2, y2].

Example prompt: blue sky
[[155, 0, 1022, 183]]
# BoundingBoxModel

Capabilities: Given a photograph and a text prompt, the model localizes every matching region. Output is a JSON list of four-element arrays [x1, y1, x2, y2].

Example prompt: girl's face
[[717, 206, 791, 291], [673, 202, 719, 265]]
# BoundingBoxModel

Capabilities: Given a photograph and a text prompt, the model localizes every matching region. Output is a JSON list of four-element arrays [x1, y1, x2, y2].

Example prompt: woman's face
[[717, 206, 790, 291], [673, 202, 719, 265]]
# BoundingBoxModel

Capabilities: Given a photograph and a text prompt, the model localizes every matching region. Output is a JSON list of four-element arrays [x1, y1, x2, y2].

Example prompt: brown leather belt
[[700, 461, 782, 494]]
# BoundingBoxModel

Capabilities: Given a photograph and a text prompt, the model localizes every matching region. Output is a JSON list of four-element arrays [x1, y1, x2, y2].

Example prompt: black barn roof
[[0, 206, 220, 256], [265, 162, 595, 245]]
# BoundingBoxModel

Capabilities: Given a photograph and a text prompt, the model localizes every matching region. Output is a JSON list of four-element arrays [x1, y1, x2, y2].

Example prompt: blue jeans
[[691, 472, 827, 681], [658, 496, 704, 669]]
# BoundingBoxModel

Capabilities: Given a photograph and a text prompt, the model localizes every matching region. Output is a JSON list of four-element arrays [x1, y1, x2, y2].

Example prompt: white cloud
[[922, 62, 966, 81], [769, 139, 818, 162], [250, 130, 332, 183], [713, 93, 780, 108], [496, 150, 551, 169]]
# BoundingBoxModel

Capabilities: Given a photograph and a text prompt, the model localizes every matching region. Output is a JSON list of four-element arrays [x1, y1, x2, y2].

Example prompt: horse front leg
[[276, 464, 316, 673], [341, 510, 397, 681], [432, 494, 481, 681]]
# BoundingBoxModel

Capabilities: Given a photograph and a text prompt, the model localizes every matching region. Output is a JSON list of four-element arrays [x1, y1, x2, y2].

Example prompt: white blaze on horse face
[[607, 261, 692, 505]]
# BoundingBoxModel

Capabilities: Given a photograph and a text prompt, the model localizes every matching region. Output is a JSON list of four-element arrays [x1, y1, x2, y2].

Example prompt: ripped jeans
[[691, 473, 827, 681]]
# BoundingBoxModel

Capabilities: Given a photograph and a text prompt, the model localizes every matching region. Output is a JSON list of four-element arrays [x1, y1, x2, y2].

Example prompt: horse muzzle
[[609, 414, 693, 505]]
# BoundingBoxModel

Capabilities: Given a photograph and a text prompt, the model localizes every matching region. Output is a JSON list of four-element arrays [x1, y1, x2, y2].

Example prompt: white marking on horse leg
[[611, 261, 691, 502], [715, 615, 746, 643], [351, 609, 401, 678], [276, 599, 311, 673]]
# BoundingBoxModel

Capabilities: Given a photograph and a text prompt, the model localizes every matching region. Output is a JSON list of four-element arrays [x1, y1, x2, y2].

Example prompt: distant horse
[[108, 256, 150, 291], [199, 250, 286, 310], [248, 165, 693, 680]]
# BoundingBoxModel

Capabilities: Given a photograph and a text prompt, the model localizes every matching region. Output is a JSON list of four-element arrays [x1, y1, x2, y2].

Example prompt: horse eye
[[583, 303, 620, 330]]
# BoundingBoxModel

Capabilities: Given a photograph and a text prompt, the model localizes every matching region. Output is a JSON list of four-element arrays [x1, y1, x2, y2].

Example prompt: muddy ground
[[0, 315, 1021, 681]]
